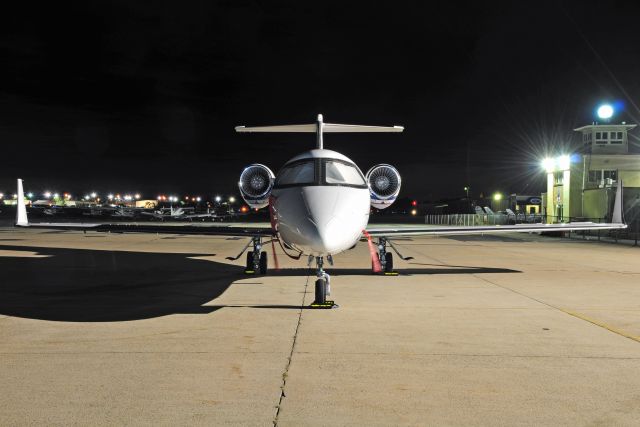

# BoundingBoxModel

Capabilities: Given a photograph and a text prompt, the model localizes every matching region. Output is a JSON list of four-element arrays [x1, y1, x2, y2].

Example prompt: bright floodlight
[[90, 192, 97, 198], [44, 191, 51, 198], [493, 193, 502, 201], [229, 196, 236, 203], [215, 195, 222, 202], [557, 155, 571, 170], [597, 104, 613, 120], [541, 157, 555, 173]]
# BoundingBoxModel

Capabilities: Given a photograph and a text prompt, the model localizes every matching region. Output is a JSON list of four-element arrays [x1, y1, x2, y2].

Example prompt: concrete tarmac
[[0, 227, 639, 426]]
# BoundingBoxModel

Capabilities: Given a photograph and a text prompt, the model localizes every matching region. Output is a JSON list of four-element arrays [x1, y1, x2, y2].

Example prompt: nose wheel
[[310, 256, 337, 309]]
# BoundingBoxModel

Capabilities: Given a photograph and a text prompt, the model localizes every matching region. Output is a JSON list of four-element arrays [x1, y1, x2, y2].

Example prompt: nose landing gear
[[310, 256, 338, 309]]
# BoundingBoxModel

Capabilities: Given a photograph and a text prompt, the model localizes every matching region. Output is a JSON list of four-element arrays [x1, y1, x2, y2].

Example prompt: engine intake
[[366, 164, 401, 209], [238, 164, 275, 209]]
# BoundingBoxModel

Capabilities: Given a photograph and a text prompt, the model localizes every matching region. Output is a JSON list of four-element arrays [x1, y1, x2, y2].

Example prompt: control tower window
[[610, 131, 623, 144], [595, 132, 607, 144]]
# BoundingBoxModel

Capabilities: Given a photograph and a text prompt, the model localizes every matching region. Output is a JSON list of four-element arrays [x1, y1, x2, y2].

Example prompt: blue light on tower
[[597, 104, 614, 120]]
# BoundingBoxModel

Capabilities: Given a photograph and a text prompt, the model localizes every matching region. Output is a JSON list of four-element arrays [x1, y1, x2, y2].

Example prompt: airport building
[[543, 122, 640, 222]]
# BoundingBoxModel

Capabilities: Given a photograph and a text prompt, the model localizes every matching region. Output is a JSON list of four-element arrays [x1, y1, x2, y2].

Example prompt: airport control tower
[[543, 118, 640, 223]]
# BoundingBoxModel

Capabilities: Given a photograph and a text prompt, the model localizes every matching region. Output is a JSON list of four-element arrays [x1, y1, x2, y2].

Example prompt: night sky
[[2, 1, 640, 200]]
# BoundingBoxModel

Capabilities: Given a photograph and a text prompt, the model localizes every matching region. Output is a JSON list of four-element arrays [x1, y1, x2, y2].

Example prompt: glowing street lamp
[[597, 104, 614, 120], [229, 196, 236, 203], [90, 192, 97, 198], [493, 192, 503, 201], [44, 191, 51, 198], [557, 155, 571, 171], [541, 157, 555, 173], [215, 195, 222, 203]]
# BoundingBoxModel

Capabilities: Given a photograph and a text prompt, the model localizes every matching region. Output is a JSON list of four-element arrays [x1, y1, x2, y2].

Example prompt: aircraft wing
[[14, 180, 272, 237], [18, 221, 274, 237], [365, 221, 626, 238], [369, 180, 626, 237]]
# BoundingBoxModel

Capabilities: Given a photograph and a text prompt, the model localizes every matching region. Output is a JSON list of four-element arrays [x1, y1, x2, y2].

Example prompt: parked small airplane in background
[[140, 206, 227, 222], [15, 115, 627, 308]]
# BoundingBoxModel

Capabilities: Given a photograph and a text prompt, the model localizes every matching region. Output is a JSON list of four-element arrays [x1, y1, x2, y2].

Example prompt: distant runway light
[[597, 104, 613, 120]]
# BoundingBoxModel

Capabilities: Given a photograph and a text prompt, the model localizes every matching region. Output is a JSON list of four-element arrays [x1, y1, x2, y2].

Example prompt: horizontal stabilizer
[[235, 123, 403, 133], [236, 114, 404, 149]]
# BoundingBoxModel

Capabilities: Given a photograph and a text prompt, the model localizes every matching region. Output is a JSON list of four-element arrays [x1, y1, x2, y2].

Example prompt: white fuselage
[[269, 149, 371, 256]]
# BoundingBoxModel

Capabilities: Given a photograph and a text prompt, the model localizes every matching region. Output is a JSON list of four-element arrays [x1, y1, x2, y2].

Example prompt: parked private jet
[[15, 114, 627, 308]]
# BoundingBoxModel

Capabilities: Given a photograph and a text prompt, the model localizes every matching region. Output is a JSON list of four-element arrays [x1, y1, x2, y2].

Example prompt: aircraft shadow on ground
[[0, 245, 519, 322]]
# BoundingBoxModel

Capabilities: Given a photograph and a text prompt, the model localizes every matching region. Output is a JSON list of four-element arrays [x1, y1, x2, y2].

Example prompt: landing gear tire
[[259, 252, 268, 275], [246, 251, 254, 272], [315, 278, 326, 304], [384, 252, 394, 273]]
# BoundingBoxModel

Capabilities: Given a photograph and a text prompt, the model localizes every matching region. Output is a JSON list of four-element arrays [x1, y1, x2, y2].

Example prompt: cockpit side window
[[275, 160, 315, 186], [324, 160, 366, 186]]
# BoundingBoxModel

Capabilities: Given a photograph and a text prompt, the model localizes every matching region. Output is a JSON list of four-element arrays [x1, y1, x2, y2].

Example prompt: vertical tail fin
[[16, 179, 29, 227]]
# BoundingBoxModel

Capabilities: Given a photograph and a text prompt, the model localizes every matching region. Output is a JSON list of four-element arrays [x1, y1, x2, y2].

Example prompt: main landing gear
[[225, 236, 268, 275], [374, 237, 396, 275], [245, 236, 268, 274], [373, 237, 413, 275], [310, 256, 337, 309]]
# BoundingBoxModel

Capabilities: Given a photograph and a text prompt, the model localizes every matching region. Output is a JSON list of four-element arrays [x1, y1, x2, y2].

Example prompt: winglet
[[16, 179, 29, 227], [612, 180, 624, 224]]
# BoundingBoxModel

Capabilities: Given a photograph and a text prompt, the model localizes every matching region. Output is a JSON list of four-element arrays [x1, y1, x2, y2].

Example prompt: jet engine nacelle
[[238, 163, 275, 209], [366, 164, 401, 209]]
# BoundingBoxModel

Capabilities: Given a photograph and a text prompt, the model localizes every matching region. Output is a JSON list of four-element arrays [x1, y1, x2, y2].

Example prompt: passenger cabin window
[[324, 160, 366, 186], [275, 161, 315, 186]]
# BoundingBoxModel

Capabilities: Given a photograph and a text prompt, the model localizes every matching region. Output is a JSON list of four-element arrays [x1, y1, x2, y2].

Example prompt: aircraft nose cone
[[300, 187, 361, 254]]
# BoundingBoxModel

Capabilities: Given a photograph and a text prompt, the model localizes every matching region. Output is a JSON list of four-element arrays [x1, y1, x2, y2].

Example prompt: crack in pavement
[[273, 270, 311, 426]]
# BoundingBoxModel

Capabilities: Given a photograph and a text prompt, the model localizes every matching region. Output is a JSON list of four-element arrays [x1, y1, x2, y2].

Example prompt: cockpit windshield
[[274, 158, 367, 188], [324, 160, 366, 186], [275, 160, 315, 186]]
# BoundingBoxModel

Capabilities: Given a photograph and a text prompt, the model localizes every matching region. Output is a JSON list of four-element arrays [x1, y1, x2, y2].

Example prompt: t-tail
[[235, 114, 404, 149]]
